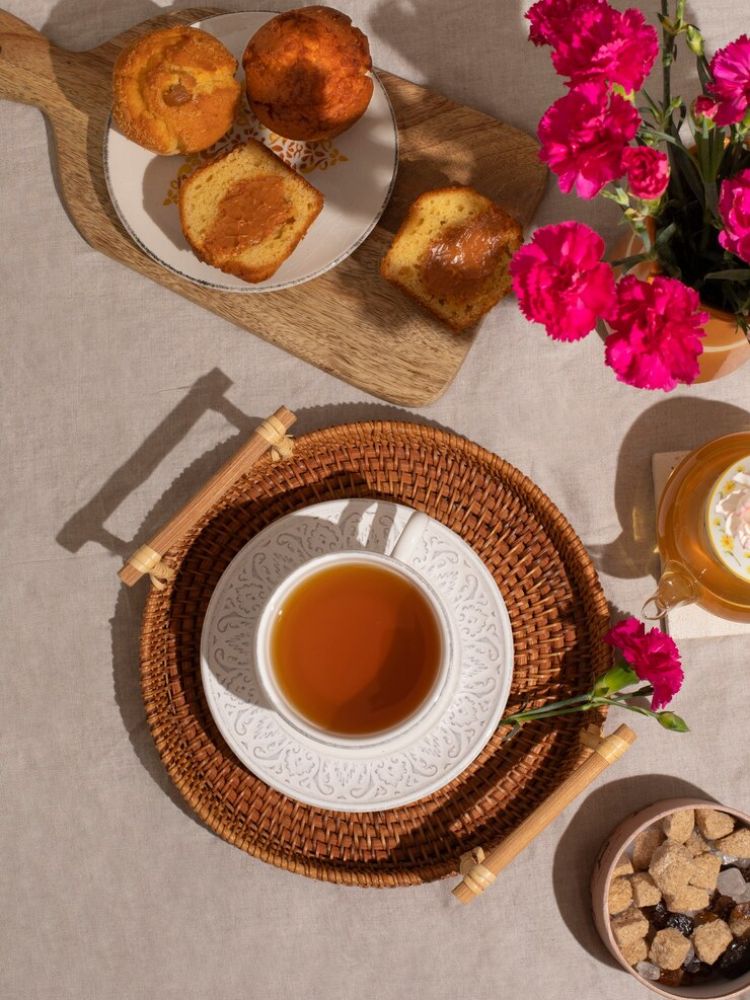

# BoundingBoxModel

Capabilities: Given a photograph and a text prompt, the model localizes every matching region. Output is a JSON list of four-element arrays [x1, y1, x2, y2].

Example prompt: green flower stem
[[499, 686, 661, 729], [661, 0, 675, 135], [500, 703, 596, 727]]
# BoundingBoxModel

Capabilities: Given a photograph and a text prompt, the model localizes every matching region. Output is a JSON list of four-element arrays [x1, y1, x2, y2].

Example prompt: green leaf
[[657, 712, 690, 732], [655, 222, 677, 247], [601, 187, 630, 207], [593, 665, 639, 697], [609, 252, 651, 272], [705, 269, 750, 282]]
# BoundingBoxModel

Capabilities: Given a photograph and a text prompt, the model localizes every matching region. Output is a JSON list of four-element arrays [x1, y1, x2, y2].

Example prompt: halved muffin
[[381, 187, 523, 331], [179, 140, 324, 283]]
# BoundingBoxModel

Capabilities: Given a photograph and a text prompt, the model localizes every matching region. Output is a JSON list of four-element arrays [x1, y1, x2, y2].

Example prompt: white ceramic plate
[[200, 499, 514, 812], [103, 11, 399, 293]]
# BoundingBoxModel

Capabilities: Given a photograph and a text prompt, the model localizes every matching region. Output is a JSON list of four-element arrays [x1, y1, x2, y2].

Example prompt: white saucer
[[103, 11, 399, 293], [200, 499, 514, 812]]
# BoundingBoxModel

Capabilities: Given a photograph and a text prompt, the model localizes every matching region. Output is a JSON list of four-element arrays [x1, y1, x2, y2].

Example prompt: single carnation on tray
[[513, 0, 750, 391], [500, 615, 688, 735]]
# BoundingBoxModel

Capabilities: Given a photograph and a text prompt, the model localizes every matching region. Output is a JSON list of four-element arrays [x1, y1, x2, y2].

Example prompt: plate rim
[[102, 10, 399, 294], [199, 497, 515, 812]]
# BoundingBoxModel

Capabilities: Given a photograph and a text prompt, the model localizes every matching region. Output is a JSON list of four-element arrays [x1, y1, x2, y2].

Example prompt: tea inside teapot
[[645, 431, 750, 623]]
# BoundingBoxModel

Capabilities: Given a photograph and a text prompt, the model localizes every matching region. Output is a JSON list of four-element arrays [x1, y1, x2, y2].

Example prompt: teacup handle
[[391, 511, 430, 563]]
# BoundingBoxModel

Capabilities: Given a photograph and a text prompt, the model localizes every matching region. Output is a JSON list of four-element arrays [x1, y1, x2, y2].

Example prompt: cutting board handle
[[0, 8, 109, 116], [0, 9, 62, 109]]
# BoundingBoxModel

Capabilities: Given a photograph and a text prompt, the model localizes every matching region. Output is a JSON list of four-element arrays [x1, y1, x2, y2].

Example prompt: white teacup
[[255, 511, 456, 748]]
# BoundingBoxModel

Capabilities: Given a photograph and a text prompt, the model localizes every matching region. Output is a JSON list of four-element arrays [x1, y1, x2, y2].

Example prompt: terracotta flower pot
[[591, 798, 750, 999], [614, 229, 750, 384]]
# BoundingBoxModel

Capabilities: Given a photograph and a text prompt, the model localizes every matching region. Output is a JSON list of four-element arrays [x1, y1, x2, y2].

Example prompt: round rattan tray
[[140, 420, 610, 886]]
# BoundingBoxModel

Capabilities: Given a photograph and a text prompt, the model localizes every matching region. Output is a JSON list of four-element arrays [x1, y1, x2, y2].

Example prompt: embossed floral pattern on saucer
[[200, 499, 514, 812]]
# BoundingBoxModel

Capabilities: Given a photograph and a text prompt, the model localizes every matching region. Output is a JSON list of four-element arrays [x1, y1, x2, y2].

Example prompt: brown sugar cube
[[696, 808, 734, 841], [608, 877, 633, 915], [715, 828, 750, 859], [611, 908, 649, 949], [689, 853, 722, 892], [613, 855, 634, 878], [649, 842, 694, 895], [685, 829, 710, 857], [693, 920, 733, 964], [665, 885, 710, 914], [620, 937, 649, 967], [729, 902, 750, 938], [631, 872, 662, 908], [662, 809, 695, 844], [632, 826, 664, 870], [649, 928, 691, 971]]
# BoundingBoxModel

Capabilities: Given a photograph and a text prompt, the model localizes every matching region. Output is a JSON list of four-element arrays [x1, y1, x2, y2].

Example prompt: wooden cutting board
[[0, 7, 547, 406]]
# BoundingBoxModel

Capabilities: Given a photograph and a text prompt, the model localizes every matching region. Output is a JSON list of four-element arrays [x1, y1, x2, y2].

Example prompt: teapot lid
[[707, 455, 750, 582]]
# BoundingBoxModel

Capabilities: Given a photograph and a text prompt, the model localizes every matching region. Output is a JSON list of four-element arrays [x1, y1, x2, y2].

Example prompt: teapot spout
[[642, 561, 699, 621]]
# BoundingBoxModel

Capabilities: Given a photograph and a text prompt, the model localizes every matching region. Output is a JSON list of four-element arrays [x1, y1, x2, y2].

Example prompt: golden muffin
[[179, 140, 324, 283], [381, 187, 523, 332], [242, 6, 373, 141], [112, 26, 241, 155]]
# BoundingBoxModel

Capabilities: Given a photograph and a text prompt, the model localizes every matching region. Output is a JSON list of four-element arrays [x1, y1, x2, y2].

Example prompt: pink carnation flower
[[718, 168, 750, 264], [538, 82, 640, 198], [605, 275, 708, 391], [622, 146, 670, 200], [551, 5, 659, 93], [525, 0, 606, 47], [604, 617, 683, 711], [707, 34, 750, 126], [510, 222, 616, 341]]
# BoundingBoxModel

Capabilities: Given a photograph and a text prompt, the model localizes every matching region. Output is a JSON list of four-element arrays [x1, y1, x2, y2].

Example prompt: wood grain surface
[[0, 7, 547, 406]]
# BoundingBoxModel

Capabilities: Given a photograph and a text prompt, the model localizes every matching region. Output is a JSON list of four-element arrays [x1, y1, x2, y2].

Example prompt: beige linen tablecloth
[[1, 2, 748, 998]]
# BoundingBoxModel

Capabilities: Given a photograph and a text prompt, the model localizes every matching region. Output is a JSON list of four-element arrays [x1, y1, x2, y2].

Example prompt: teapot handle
[[642, 560, 699, 620]]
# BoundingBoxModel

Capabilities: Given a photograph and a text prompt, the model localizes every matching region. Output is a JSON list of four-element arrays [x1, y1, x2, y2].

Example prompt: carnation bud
[[657, 711, 689, 732], [692, 96, 718, 128], [686, 25, 704, 57]]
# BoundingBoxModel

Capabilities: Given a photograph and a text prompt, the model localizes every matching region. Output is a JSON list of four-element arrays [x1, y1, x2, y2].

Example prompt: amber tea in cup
[[268, 560, 443, 738]]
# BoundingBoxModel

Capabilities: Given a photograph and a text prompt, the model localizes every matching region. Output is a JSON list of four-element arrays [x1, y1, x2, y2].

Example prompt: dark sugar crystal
[[711, 895, 736, 921], [644, 902, 669, 931], [687, 962, 715, 984], [666, 912, 694, 935], [658, 969, 684, 987], [718, 939, 750, 979]]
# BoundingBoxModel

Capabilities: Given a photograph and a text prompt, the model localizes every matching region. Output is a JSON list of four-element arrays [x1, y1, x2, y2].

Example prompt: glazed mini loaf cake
[[380, 186, 523, 332], [179, 140, 324, 283], [112, 26, 241, 155]]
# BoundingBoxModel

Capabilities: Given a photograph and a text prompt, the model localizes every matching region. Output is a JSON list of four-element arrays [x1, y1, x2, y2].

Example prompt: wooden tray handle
[[0, 9, 63, 110], [452, 723, 637, 904], [118, 405, 296, 588]]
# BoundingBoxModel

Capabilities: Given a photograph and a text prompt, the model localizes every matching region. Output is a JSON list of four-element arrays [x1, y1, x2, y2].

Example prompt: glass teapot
[[644, 431, 750, 623]]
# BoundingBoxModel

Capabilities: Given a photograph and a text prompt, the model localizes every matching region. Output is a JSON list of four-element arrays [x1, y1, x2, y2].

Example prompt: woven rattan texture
[[140, 422, 610, 886]]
